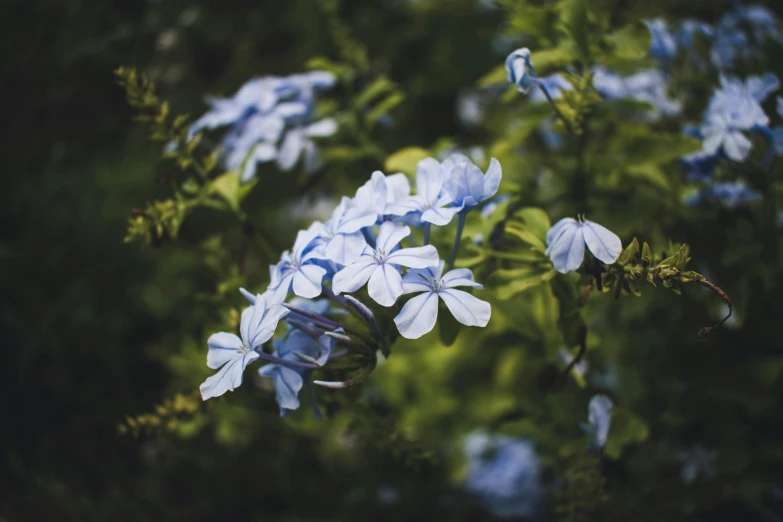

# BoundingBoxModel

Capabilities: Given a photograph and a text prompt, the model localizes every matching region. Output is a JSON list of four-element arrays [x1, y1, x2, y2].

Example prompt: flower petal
[[276, 129, 305, 170], [546, 217, 577, 247], [293, 264, 326, 298], [416, 157, 445, 203], [401, 265, 439, 294], [206, 332, 244, 369], [582, 221, 622, 265], [338, 207, 378, 233], [368, 263, 404, 306], [482, 158, 502, 200], [332, 255, 377, 294], [588, 394, 614, 449], [200, 351, 259, 400], [385, 245, 440, 268], [305, 118, 338, 137], [385, 173, 411, 204], [439, 289, 491, 327], [274, 367, 304, 410], [421, 203, 458, 226], [394, 291, 439, 339], [547, 221, 585, 273], [375, 222, 411, 253], [325, 231, 367, 265], [441, 268, 483, 289], [723, 130, 752, 161]]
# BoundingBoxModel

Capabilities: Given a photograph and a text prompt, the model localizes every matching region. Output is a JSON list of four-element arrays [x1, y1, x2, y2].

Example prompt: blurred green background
[[3, 0, 783, 521]]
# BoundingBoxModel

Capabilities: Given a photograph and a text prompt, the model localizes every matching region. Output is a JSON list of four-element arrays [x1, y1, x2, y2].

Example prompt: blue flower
[[593, 68, 681, 117], [677, 445, 717, 484], [645, 19, 677, 64], [583, 394, 613, 450], [463, 431, 541, 519], [385, 157, 460, 226], [200, 292, 289, 400], [276, 118, 338, 173], [258, 329, 337, 417], [393, 261, 490, 339], [505, 48, 535, 93], [314, 196, 376, 265], [268, 225, 329, 303], [545, 217, 622, 274], [681, 150, 718, 182], [332, 222, 439, 306], [700, 75, 777, 161], [441, 154, 502, 212], [351, 171, 411, 223], [529, 73, 573, 103], [687, 181, 761, 208]]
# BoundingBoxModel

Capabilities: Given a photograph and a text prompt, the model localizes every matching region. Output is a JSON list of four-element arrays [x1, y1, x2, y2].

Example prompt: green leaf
[[624, 164, 669, 190], [354, 76, 395, 109], [617, 237, 639, 265], [208, 171, 241, 212], [641, 242, 652, 267], [604, 407, 650, 460], [478, 65, 507, 88], [513, 207, 551, 241], [604, 21, 652, 63], [610, 129, 702, 167], [385, 147, 430, 176], [365, 92, 405, 127], [488, 267, 558, 300]]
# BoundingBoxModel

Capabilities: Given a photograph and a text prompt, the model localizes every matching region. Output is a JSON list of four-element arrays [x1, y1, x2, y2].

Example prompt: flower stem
[[423, 222, 431, 245], [256, 351, 318, 370], [528, 63, 574, 134], [447, 211, 467, 272]]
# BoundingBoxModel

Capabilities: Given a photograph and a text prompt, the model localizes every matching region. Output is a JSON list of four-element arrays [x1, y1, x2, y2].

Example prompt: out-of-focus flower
[[463, 431, 541, 519]]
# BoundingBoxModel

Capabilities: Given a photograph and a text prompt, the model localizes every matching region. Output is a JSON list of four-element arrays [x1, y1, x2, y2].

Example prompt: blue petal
[[394, 291, 439, 339], [206, 332, 244, 369], [332, 254, 377, 294], [582, 221, 622, 264], [274, 367, 304, 411], [293, 264, 326, 298], [325, 231, 367, 265], [368, 263, 404, 307], [385, 245, 440, 269], [200, 351, 259, 400], [546, 217, 578, 246], [276, 129, 305, 170], [587, 395, 613, 449], [547, 221, 584, 273], [439, 289, 491, 327]]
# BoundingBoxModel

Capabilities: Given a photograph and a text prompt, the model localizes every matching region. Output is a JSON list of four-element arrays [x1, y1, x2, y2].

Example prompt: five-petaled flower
[[314, 196, 376, 265], [394, 261, 491, 339], [268, 225, 328, 303], [332, 222, 439, 306], [386, 157, 460, 226], [441, 154, 502, 212], [545, 217, 622, 274], [200, 292, 289, 400]]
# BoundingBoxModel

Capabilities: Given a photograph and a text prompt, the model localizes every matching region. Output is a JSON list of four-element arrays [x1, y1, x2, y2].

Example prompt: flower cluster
[[200, 154, 500, 414], [463, 431, 542, 519], [188, 71, 337, 181]]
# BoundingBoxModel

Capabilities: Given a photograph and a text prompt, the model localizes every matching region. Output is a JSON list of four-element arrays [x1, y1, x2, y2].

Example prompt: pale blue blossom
[[268, 225, 328, 303], [393, 261, 490, 339], [276, 118, 338, 173], [385, 157, 460, 226], [677, 445, 717, 484], [505, 47, 535, 93], [645, 19, 677, 64], [711, 5, 778, 69], [351, 171, 412, 223], [441, 155, 502, 212], [583, 394, 613, 450], [687, 180, 761, 208], [700, 74, 778, 161], [200, 292, 289, 400], [313, 196, 376, 265], [258, 329, 337, 417], [332, 222, 439, 306], [546, 217, 622, 274], [593, 68, 681, 117], [463, 431, 541, 519]]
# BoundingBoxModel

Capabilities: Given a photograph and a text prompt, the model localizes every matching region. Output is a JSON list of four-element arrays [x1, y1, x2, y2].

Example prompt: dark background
[[3, 1, 783, 521]]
